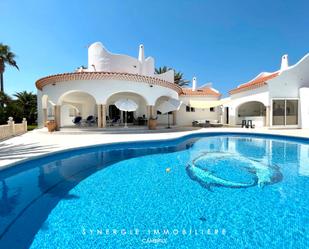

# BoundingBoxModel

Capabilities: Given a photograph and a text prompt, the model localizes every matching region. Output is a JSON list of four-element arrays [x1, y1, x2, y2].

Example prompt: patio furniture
[[246, 120, 254, 128], [137, 117, 147, 125], [241, 119, 255, 128], [111, 117, 121, 126], [106, 116, 113, 127], [192, 120, 211, 127], [86, 115, 96, 126], [133, 117, 139, 125], [208, 119, 223, 127], [72, 116, 82, 126]]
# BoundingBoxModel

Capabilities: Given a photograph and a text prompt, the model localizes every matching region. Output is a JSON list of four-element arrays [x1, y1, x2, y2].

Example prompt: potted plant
[[148, 117, 157, 130], [46, 120, 56, 132]]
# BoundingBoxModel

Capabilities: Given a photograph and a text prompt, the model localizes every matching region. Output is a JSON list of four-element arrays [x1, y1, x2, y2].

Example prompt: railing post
[[7, 117, 15, 136], [22, 118, 27, 132]]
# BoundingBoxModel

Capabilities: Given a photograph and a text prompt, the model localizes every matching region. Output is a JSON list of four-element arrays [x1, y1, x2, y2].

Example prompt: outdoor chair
[[246, 120, 254, 128], [192, 120, 211, 127], [86, 115, 96, 126], [72, 116, 82, 126], [133, 117, 139, 125], [111, 117, 121, 126], [208, 119, 223, 127], [106, 116, 113, 127]]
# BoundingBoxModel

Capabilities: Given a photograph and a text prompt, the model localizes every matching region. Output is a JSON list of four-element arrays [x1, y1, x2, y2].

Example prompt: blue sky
[[1, 0, 308, 97]]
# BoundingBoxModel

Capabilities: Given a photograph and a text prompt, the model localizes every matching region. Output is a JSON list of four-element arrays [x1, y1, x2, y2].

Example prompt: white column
[[54, 105, 61, 131], [102, 104, 107, 128], [22, 118, 27, 132], [147, 105, 154, 128], [265, 106, 270, 127], [43, 108, 47, 127], [97, 104, 102, 128], [7, 117, 15, 136]]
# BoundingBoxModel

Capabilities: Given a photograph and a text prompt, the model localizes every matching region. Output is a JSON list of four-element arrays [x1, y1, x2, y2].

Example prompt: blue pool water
[[0, 133, 308, 249]]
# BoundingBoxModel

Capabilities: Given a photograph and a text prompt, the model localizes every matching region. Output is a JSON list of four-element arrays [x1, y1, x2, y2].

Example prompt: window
[[272, 99, 298, 126], [186, 105, 195, 112], [210, 107, 215, 112]]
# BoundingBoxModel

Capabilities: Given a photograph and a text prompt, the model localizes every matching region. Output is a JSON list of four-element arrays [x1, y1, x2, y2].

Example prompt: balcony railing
[[0, 117, 28, 140]]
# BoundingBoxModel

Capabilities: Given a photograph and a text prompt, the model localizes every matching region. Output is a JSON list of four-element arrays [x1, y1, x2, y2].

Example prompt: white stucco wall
[[176, 95, 221, 126], [223, 86, 269, 126], [87, 42, 174, 82], [268, 54, 309, 99], [38, 79, 179, 127], [299, 88, 309, 128], [42, 79, 178, 106]]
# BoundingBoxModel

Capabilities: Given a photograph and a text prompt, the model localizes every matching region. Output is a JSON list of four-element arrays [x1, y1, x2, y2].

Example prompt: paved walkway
[[1, 127, 308, 170]]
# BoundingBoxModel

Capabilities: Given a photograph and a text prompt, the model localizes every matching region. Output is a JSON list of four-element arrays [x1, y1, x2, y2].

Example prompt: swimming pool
[[0, 133, 308, 248]]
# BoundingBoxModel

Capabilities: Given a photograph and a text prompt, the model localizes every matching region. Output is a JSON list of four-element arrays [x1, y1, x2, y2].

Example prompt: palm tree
[[0, 91, 12, 105], [174, 71, 190, 86], [0, 92, 12, 123], [155, 66, 189, 86], [0, 43, 19, 92], [14, 91, 37, 124], [155, 66, 171, 75]]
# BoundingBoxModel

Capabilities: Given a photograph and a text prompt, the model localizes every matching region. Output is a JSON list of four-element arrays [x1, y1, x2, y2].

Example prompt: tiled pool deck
[[1, 127, 308, 169]]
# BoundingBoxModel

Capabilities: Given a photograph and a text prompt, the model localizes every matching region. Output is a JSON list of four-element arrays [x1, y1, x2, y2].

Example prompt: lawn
[[27, 124, 37, 131]]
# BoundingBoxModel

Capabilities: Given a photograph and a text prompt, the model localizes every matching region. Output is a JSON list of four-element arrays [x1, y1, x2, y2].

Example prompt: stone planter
[[148, 118, 157, 130], [46, 120, 56, 132]]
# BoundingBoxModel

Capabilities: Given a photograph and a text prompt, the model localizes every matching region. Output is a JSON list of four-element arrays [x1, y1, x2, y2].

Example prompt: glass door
[[272, 100, 285, 126], [272, 99, 298, 126], [286, 100, 298, 125]]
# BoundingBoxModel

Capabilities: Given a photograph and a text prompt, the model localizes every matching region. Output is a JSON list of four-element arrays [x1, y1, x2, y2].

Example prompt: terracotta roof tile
[[229, 71, 279, 95], [35, 72, 183, 93], [180, 87, 221, 97]]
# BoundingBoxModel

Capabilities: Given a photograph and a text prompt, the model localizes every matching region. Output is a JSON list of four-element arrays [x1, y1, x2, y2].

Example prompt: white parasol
[[114, 99, 138, 128], [157, 98, 182, 128]]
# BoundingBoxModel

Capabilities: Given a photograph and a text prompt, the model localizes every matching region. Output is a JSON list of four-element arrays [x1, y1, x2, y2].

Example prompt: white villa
[[36, 42, 309, 130], [223, 53, 309, 128], [36, 42, 221, 129]]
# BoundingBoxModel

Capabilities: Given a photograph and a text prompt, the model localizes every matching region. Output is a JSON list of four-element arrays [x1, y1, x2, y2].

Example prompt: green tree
[[174, 71, 190, 86], [155, 66, 189, 86], [0, 92, 12, 124], [155, 66, 171, 75], [14, 91, 37, 124], [0, 91, 12, 105], [0, 43, 19, 92]]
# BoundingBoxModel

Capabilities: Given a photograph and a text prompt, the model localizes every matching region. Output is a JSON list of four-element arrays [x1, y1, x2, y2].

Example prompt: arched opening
[[58, 91, 97, 127], [106, 92, 148, 127], [236, 101, 266, 127], [41, 94, 56, 125], [155, 96, 171, 125]]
